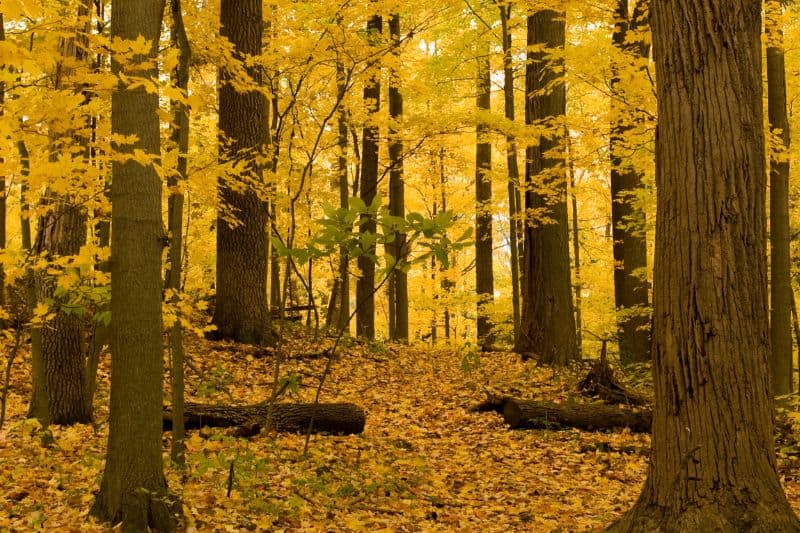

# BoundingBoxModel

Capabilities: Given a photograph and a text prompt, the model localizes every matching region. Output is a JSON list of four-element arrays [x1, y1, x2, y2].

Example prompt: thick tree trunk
[[90, 2, 178, 530], [610, 0, 651, 365], [609, 1, 799, 530], [164, 402, 366, 435], [766, 0, 792, 397], [213, 0, 273, 346], [503, 399, 651, 433], [499, 5, 521, 346], [355, 14, 382, 340], [475, 38, 494, 350], [516, 8, 577, 365], [388, 14, 408, 343]]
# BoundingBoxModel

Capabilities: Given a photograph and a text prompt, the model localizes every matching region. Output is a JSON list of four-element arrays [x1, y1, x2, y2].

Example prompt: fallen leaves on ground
[[2, 328, 800, 531]]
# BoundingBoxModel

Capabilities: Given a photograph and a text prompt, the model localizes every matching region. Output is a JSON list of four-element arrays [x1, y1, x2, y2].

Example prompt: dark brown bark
[[516, 9, 577, 365], [355, 14, 382, 340], [609, 1, 799, 530], [610, 0, 651, 365], [334, 60, 351, 334], [213, 0, 273, 346], [499, 5, 521, 345], [91, 2, 178, 530], [388, 14, 408, 342], [164, 402, 366, 435], [566, 129, 583, 358], [475, 38, 494, 350], [766, 0, 792, 397], [503, 399, 651, 433]]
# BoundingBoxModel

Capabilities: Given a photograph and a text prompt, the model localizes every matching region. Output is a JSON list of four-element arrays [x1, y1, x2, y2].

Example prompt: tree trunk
[[0, 13, 5, 313], [610, 0, 651, 365], [164, 402, 366, 435], [475, 37, 494, 350], [91, 2, 178, 530], [166, 0, 191, 467], [388, 14, 408, 343], [30, 1, 94, 426], [503, 399, 651, 433], [335, 60, 351, 335], [566, 129, 583, 359], [213, 0, 273, 346], [499, 5, 521, 346], [766, 0, 792, 397], [609, 1, 799, 530], [516, 7, 577, 365], [355, 14, 382, 340]]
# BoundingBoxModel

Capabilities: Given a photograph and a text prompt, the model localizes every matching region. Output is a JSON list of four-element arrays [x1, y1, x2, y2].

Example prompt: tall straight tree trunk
[[388, 14, 408, 342], [566, 129, 583, 359], [166, 0, 190, 466], [31, 0, 94, 425], [0, 13, 5, 312], [499, 4, 521, 346], [91, 1, 178, 529], [356, 14, 382, 340], [516, 7, 577, 365], [766, 0, 792, 397], [475, 38, 494, 351], [610, 0, 650, 365], [336, 62, 350, 334], [609, 1, 799, 530], [213, 0, 273, 345]]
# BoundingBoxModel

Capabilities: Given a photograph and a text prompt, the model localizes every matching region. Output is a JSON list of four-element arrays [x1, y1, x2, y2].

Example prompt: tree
[[387, 13, 408, 342], [355, 13, 382, 340], [213, 0, 273, 345], [475, 34, 494, 350], [27, 0, 95, 426], [766, 0, 792, 397], [609, 0, 650, 364], [609, 1, 800, 529], [90, 1, 178, 529], [516, 6, 577, 365]]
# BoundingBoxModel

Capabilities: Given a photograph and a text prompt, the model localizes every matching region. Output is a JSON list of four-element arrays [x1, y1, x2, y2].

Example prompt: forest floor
[[3, 327, 800, 532]]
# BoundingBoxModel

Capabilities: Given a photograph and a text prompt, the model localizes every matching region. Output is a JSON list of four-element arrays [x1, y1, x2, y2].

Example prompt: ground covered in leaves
[[3, 329, 800, 531]]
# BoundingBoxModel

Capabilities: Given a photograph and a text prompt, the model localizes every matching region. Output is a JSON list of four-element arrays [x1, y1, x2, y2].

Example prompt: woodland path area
[[3, 332, 800, 531]]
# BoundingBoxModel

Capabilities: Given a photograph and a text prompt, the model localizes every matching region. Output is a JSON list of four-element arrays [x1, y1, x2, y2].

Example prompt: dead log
[[577, 340, 650, 406], [502, 399, 652, 433], [163, 402, 365, 435]]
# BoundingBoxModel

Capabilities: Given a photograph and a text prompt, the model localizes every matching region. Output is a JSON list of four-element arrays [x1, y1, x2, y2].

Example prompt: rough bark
[[388, 14, 408, 343], [610, 0, 651, 365], [335, 60, 351, 334], [30, 1, 94, 426], [499, 5, 521, 345], [609, 1, 800, 530], [475, 38, 494, 350], [766, 0, 792, 397], [355, 14, 382, 340], [516, 8, 577, 365], [164, 402, 366, 435], [503, 399, 651, 433], [213, 0, 273, 346], [90, 2, 178, 530]]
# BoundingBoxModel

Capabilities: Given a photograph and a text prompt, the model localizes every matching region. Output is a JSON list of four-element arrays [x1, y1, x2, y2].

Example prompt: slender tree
[[475, 35, 494, 350], [609, 0, 650, 364], [499, 3, 521, 345], [388, 13, 408, 342], [0, 13, 5, 312], [356, 13, 382, 340], [766, 0, 792, 397], [609, 1, 800, 529], [213, 0, 273, 345], [91, 1, 178, 529], [516, 6, 577, 365]]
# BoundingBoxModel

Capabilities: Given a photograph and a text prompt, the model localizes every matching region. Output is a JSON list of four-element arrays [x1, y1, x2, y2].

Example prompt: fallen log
[[163, 402, 366, 435], [502, 399, 652, 433], [577, 340, 650, 406]]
